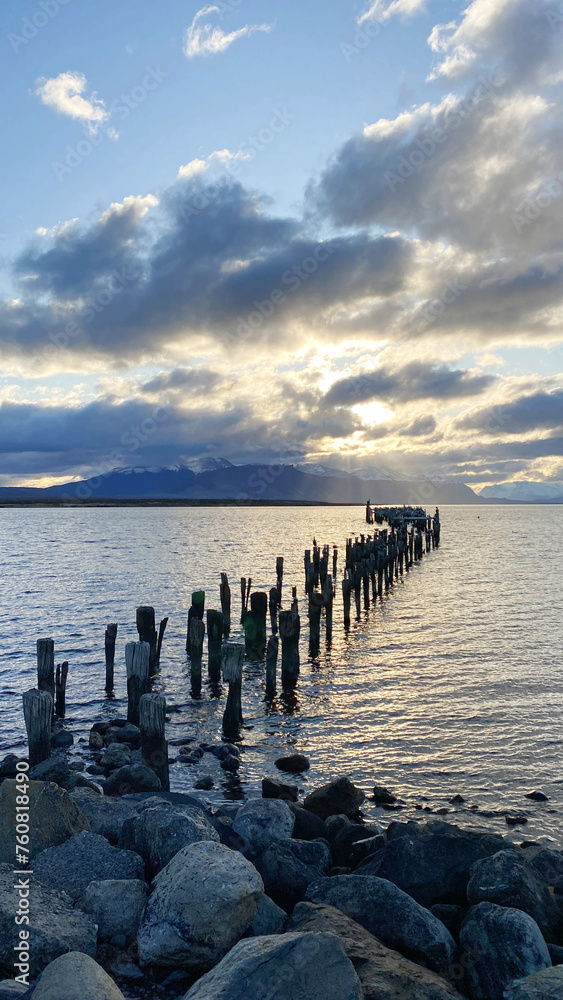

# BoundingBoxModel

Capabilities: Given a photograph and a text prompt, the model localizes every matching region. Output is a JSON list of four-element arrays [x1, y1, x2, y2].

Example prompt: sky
[[0, 0, 562, 490]]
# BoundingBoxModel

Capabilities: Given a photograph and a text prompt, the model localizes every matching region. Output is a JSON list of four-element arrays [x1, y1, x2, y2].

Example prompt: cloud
[[177, 148, 250, 180], [457, 388, 563, 435], [323, 362, 495, 406], [35, 72, 110, 135], [358, 0, 426, 25], [183, 5, 271, 58]]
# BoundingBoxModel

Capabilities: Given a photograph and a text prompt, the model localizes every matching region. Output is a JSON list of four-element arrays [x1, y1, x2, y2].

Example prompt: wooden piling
[[308, 590, 323, 657], [332, 546, 338, 578], [37, 638, 55, 698], [244, 592, 268, 660], [265, 635, 278, 698], [23, 689, 53, 767], [189, 617, 205, 696], [279, 610, 300, 688], [269, 587, 278, 635], [342, 574, 352, 628], [104, 623, 118, 693], [186, 591, 205, 650], [207, 609, 223, 683], [55, 661, 68, 718], [136, 606, 157, 674], [139, 692, 169, 791], [323, 574, 334, 641], [125, 641, 151, 725], [220, 573, 231, 635], [276, 557, 284, 604], [222, 643, 244, 738], [156, 616, 168, 669]]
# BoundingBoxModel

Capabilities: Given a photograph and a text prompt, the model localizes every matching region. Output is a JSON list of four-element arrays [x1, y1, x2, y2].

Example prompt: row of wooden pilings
[[21, 509, 440, 789]]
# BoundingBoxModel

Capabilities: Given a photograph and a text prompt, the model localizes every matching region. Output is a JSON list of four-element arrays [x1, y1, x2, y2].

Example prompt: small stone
[[194, 775, 214, 790], [86, 764, 106, 775], [372, 785, 397, 805], [303, 777, 365, 821], [275, 753, 310, 773], [221, 754, 241, 772], [100, 745, 132, 771], [262, 777, 298, 801], [110, 962, 143, 980], [449, 794, 466, 804], [103, 763, 161, 795], [526, 791, 549, 802], [51, 730, 74, 749], [89, 729, 104, 750], [436, 808, 449, 816], [506, 813, 528, 826]]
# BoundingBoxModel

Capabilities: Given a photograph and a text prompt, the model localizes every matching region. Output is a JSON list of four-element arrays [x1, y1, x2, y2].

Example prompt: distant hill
[[0, 462, 482, 504], [479, 480, 563, 502]]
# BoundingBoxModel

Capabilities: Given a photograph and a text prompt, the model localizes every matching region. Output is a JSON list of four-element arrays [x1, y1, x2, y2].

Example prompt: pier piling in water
[[188, 617, 205, 696], [125, 641, 151, 725], [276, 557, 284, 604], [342, 573, 352, 628], [269, 587, 278, 635], [207, 610, 223, 683], [37, 638, 55, 699], [136, 606, 158, 674], [104, 623, 118, 693], [139, 692, 169, 791], [23, 689, 53, 767], [220, 573, 231, 636], [186, 591, 205, 651], [279, 609, 300, 688], [266, 635, 278, 698], [244, 592, 268, 660], [222, 642, 244, 738], [55, 661, 69, 718]]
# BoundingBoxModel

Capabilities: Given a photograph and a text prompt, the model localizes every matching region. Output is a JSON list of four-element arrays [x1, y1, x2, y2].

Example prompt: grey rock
[[137, 840, 263, 969], [0, 780, 89, 864], [505, 966, 563, 998], [255, 838, 331, 910], [0, 755, 22, 779], [522, 847, 563, 887], [289, 804, 329, 841], [29, 755, 74, 790], [31, 951, 126, 1000], [194, 775, 214, 790], [103, 763, 161, 796], [430, 904, 466, 940], [330, 822, 384, 868], [0, 865, 96, 979], [262, 776, 298, 801], [182, 932, 363, 1000], [89, 728, 104, 750], [373, 784, 397, 804], [377, 819, 507, 907], [460, 901, 551, 999], [220, 753, 240, 772], [76, 878, 149, 938], [245, 894, 286, 936], [50, 730, 73, 749], [275, 753, 310, 773], [70, 789, 139, 844], [547, 943, 563, 964], [467, 850, 562, 942], [100, 745, 132, 771], [305, 874, 456, 975], [0, 981, 29, 998], [526, 792, 549, 803], [33, 831, 144, 902], [110, 962, 143, 980], [118, 797, 218, 874], [114, 723, 141, 746], [232, 798, 295, 856], [303, 777, 365, 821], [290, 901, 466, 1000]]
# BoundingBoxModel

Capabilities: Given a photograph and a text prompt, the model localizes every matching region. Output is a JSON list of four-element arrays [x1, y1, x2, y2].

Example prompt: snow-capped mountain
[[295, 463, 352, 479], [479, 481, 563, 501]]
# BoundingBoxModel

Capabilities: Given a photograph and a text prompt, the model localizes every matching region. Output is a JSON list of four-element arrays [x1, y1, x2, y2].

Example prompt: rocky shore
[[0, 732, 562, 1000]]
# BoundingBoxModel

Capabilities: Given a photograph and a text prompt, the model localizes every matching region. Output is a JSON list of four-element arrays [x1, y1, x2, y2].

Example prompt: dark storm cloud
[[457, 389, 563, 435], [140, 367, 222, 395], [323, 362, 494, 407], [402, 415, 437, 437]]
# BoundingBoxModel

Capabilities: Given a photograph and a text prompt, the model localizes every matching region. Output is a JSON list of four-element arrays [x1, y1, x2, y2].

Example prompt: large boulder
[[29, 755, 74, 790], [303, 778, 365, 821], [0, 865, 96, 979], [255, 838, 331, 910], [99, 745, 132, 771], [137, 840, 263, 970], [505, 966, 563, 999], [118, 797, 218, 875], [0, 780, 89, 864], [69, 789, 139, 844], [245, 895, 286, 937], [76, 879, 149, 939], [31, 951, 126, 1000], [103, 764, 161, 795], [289, 804, 329, 841], [290, 901, 467, 999], [467, 850, 562, 942], [374, 820, 507, 907], [33, 831, 145, 902], [305, 874, 456, 975], [522, 847, 563, 887], [0, 983, 28, 999], [459, 902, 551, 999], [232, 799, 295, 856], [183, 932, 363, 1000]]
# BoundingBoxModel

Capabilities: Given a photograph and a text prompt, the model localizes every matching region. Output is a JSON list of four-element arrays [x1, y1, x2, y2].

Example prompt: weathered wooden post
[[139, 693, 169, 791], [308, 591, 323, 658], [220, 573, 231, 635], [244, 592, 268, 660], [323, 574, 334, 641], [37, 638, 55, 698], [207, 610, 223, 683], [269, 587, 278, 635], [156, 616, 169, 669], [136, 607, 157, 674], [342, 574, 352, 628], [279, 610, 300, 688], [353, 568, 362, 619], [186, 591, 205, 650], [265, 635, 278, 698], [125, 641, 151, 725], [105, 623, 118, 693], [23, 689, 52, 767], [189, 617, 205, 696], [276, 557, 284, 604], [332, 546, 338, 577], [55, 661, 69, 718], [222, 643, 244, 738]]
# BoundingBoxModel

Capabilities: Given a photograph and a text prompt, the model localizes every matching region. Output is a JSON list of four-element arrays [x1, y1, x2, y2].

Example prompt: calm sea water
[[1, 504, 562, 844]]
